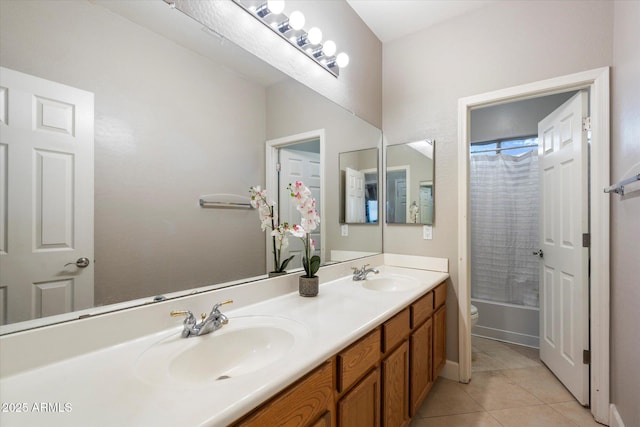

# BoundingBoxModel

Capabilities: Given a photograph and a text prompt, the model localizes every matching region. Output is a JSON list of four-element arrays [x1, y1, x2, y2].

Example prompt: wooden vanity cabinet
[[381, 340, 410, 427], [380, 308, 411, 427], [409, 317, 433, 416], [232, 359, 334, 427], [337, 367, 381, 427], [433, 283, 447, 377], [232, 280, 447, 427], [336, 328, 381, 426]]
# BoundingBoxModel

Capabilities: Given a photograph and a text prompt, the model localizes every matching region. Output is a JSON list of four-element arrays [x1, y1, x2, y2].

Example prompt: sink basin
[[135, 315, 309, 386], [361, 274, 421, 292]]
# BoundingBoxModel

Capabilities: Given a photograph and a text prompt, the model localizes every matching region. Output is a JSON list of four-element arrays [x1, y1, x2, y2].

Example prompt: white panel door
[[279, 148, 321, 270], [538, 91, 589, 405], [345, 167, 366, 223], [0, 67, 94, 325]]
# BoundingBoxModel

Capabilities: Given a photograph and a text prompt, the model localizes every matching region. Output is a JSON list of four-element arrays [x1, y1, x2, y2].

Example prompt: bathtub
[[471, 298, 539, 348]]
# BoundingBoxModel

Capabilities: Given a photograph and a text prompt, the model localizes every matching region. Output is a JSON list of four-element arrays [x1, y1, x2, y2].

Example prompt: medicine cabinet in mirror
[[339, 148, 379, 224], [386, 140, 435, 225]]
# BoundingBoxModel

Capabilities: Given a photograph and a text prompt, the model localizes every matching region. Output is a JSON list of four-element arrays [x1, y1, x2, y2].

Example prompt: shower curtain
[[470, 151, 539, 307]]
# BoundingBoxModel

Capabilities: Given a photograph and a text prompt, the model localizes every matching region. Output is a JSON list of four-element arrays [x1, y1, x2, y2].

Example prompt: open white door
[[537, 90, 589, 405], [278, 147, 321, 270], [0, 67, 94, 325], [345, 167, 366, 223]]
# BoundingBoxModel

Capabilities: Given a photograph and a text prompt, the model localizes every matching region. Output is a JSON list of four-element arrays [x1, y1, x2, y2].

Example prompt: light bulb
[[336, 52, 349, 68], [307, 27, 322, 45], [267, 0, 285, 15], [289, 11, 305, 30], [322, 40, 336, 57]]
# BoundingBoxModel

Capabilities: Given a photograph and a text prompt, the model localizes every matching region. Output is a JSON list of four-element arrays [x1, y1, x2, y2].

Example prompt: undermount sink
[[135, 315, 309, 386], [361, 274, 421, 292]]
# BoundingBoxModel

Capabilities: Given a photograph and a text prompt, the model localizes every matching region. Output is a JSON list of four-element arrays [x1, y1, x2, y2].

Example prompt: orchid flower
[[249, 186, 294, 273], [286, 181, 321, 278]]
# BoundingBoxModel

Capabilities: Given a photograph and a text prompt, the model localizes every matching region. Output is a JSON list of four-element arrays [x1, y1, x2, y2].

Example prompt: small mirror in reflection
[[386, 140, 435, 225], [339, 148, 379, 224]]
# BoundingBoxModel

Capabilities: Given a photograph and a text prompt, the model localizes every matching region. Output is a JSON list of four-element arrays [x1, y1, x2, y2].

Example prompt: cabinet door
[[338, 368, 380, 427], [410, 317, 433, 416], [433, 305, 446, 377], [382, 340, 410, 427]]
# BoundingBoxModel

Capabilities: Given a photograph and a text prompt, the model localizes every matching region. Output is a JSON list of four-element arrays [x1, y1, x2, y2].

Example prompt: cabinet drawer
[[234, 360, 334, 426], [434, 283, 446, 309], [338, 328, 381, 393], [411, 291, 434, 328], [382, 308, 410, 353]]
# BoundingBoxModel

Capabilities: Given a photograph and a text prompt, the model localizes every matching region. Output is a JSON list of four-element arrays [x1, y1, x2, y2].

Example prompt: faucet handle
[[170, 310, 192, 318], [170, 310, 196, 326], [212, 299, 233, 313]]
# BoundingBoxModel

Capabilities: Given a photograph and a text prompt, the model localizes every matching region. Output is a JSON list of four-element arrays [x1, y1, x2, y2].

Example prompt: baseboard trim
[[609, 404, 625, 427], [438, 359, 459, 382]]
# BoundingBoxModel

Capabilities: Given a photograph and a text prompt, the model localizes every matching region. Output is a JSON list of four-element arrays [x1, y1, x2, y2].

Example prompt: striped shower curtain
[[470, 151, 540, 307]]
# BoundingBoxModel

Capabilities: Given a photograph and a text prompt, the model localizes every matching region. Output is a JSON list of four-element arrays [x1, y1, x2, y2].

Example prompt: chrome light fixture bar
[[232, 0, 349, 77]]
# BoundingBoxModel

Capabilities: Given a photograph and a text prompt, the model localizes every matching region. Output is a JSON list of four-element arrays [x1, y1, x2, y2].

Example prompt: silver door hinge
[[582, 233, 590, 248], [583, 117, 592, 132], [583, 349, 591, 365], [276, 163, 281, 172]]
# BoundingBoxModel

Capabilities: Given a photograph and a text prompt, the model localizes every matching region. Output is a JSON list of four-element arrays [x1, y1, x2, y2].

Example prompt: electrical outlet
[[341, 224, 349, 237], [423, 225, 433, 240]]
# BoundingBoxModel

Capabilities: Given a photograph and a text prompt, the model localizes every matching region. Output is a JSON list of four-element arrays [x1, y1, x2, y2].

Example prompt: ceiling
[[346, 0, 498, 43]]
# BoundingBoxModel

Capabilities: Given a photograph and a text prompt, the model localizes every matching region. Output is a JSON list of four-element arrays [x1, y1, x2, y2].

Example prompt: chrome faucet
[[352, 264, 379, 281], [170, 299, 233, 338]]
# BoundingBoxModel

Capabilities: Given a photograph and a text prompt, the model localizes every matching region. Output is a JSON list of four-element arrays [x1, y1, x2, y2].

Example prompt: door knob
[[532, 250, 544, 258], [64, 257, 91, 268]]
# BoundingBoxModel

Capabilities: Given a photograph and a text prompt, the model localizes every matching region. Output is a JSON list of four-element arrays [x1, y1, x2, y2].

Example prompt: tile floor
[[410, 336, 603, 427]]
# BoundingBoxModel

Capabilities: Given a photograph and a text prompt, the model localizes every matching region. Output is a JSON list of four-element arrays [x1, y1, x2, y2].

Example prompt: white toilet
[[470, 304, 479, 328]]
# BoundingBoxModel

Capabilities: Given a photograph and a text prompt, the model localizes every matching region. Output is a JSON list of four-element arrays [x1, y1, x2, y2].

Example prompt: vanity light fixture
[[234, 0, 349, 77], [256, 0, 285, 18]]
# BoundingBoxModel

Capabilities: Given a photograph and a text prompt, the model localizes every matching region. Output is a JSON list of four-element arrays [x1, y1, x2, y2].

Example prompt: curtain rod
[[471, 144, 538, 155]]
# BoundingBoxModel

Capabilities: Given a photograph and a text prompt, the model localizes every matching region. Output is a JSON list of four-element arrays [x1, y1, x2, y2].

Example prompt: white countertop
[[0, 264, 448, 427]]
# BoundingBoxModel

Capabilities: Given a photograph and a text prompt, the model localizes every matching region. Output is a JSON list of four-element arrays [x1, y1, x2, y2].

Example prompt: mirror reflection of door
[[345, 167, 366, 223], [386, 168, 409, 223], [364, 171, 378, 223], [0, 67, 95, 325], [278, 141, 321, 270], [419, 182, 434, 224]]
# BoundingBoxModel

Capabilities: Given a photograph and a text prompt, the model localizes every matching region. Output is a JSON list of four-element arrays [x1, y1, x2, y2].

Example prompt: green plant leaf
[[309, 255, 321, 276], [279, 255, 295, 272]]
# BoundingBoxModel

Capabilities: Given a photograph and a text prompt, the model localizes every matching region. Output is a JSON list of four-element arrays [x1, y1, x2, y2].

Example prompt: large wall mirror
[[339, 148, 379, 224], [386, 140, 435, 225], [0, 0, 382, 333]]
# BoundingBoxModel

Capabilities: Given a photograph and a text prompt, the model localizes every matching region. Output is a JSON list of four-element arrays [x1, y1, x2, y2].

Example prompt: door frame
[[457, 67, 610, 423], [266, 129, 326, 270]]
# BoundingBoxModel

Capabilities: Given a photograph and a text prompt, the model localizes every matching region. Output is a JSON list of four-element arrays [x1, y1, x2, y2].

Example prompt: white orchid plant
[[287, 181, 321, 278], [249, 186, 294, 274]]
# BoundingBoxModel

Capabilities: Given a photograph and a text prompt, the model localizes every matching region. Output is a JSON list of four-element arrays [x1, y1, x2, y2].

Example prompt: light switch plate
[[423, 225, 433, 240], [341, 224, 349, 236]]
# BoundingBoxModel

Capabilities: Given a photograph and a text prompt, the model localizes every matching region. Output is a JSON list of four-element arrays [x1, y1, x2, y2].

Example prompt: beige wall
[[0, 0, 267, 305], [611, 1, 640, 425], [174, 0, 383, 128], [266, 79, 383, 258], [470, 92, 574, 143], [383, 0, 614, 362]]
